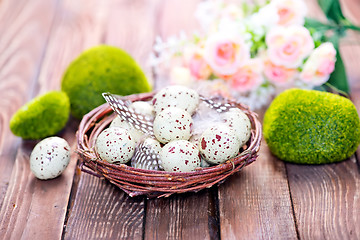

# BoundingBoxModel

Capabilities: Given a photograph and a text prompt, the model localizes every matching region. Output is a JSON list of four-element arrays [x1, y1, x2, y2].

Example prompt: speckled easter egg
[[199, 124, 241, 164], [30, 137, 71, 180], [109, 116, 144, 143], [160, 140, 200, 172], [222, 108, 251, 147], [152, 85, 199, 115], [95, 127, 136, 164], [153, 107, 193, 144]]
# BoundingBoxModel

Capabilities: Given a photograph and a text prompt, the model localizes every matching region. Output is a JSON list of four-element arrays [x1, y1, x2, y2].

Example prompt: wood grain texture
[[64, 174, 145, 240], [145, 189, 218, 240], [218, 134, 298, 240], [37, 0, 110, 93], [0, 0, 58, 211], [0, 0, 109, 238], [287, 160, 360, 240]]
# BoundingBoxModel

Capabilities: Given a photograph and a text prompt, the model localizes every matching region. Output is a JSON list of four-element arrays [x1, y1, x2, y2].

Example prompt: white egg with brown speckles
[[153, 107, 193, 144], [160, 140, 200, 172], [95, 127, 135, 164], [30, 136, 71, 180], [222, 108, 251, 147], [152, 85, 199, 115], [110, 116, 144, 143], [199, 124, 240, 164]]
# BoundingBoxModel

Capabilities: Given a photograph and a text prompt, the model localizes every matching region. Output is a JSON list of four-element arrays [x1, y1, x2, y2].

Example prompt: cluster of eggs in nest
[[96, 85, 251, 172]]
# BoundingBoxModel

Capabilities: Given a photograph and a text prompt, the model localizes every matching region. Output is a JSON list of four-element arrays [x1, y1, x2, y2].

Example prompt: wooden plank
[[287, 160, 360, 240], [0, 0, 109, 239], [0, 0, 58, 220], [142, 1, 219, 239], [218, 127, 298, 240], [145, 189, 218, 240], [64, 174, 145, 240], [63, 0, 160, 239]]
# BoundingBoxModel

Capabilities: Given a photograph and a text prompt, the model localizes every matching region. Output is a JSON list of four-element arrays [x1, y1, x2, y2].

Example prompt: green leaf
[[321, 34, 349, 94], [304, 17, 333, 31], [327, 48, 349, 94], [318, 0, 346, 24], [317, 0, 333, 15]]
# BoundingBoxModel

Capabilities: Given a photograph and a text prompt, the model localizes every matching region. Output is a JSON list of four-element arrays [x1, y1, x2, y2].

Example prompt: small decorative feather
[[131, 141, 163, 171], [199, 95, 234, 113], [102, 93, 154, 135]]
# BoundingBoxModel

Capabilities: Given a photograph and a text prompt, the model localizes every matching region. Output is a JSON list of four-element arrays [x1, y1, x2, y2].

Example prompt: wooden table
[[1, 0, 359, 239]]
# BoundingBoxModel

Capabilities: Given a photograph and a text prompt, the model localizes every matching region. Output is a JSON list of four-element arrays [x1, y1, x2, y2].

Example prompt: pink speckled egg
[[95, 127, 136, 164], [152, 85, 199, 115], [160, 140, 200, 172], [153, 107, 193, 144], [199, 124, 240, 164], [222, 108, 251, 147]]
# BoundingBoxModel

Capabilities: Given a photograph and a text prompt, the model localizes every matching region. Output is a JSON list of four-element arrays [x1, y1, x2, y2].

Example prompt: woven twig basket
[[76, 92, 262, 198]]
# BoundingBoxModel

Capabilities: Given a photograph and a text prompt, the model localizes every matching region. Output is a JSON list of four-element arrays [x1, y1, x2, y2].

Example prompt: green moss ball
[[10, 91, 70, 139], [263, 89, 360, 164], [61, 45, 151, 118]]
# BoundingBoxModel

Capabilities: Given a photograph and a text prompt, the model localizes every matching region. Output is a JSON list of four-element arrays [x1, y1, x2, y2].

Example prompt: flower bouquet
[[150, 0, 359, 109]]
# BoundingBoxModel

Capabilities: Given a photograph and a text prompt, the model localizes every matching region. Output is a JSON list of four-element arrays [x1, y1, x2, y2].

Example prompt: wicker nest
[[76, 92, 262, 198]]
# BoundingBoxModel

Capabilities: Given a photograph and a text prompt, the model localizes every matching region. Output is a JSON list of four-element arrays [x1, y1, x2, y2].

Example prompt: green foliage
[[61, 45, 151, 118], [10, 91, 70, 139], [263, 89, 360, 164], [305, 0, 360, 94]]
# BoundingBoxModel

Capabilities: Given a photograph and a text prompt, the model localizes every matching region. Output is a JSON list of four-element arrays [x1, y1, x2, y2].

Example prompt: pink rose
[[188, 53, 212, 80], [203, 33, 250, 76], [264, 59, 297, 86], [300, 42, 336, 86], [271, 0, 307, 26], [266, 26, 314, 68], [225, 59, 264, 93]]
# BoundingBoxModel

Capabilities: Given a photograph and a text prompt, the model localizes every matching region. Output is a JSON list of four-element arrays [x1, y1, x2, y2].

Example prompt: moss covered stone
[[10, 91, 70, 139], [263, 89, 360, 164], [61, 45, 151, 119]]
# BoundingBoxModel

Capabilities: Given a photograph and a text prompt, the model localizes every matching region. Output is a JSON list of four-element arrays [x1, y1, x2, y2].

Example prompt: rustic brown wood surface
[[0, 0, 359, 239]]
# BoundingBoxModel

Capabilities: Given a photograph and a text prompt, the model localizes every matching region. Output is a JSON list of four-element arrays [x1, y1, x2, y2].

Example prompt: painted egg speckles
[[95, 127, 135, 164], [152, 85, 199, 115], [160, 140, 200, 172], [222, 108, 251, 147], [199, 124, 241, 164], [30, 136, 71, 180], [153, 107, 193, 144], [110, 116, 144, 143]]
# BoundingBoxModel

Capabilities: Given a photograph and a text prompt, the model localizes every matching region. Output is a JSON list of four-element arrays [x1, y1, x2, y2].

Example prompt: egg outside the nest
[[30, 136, 71, 180], [160, 140, 200, 172]]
